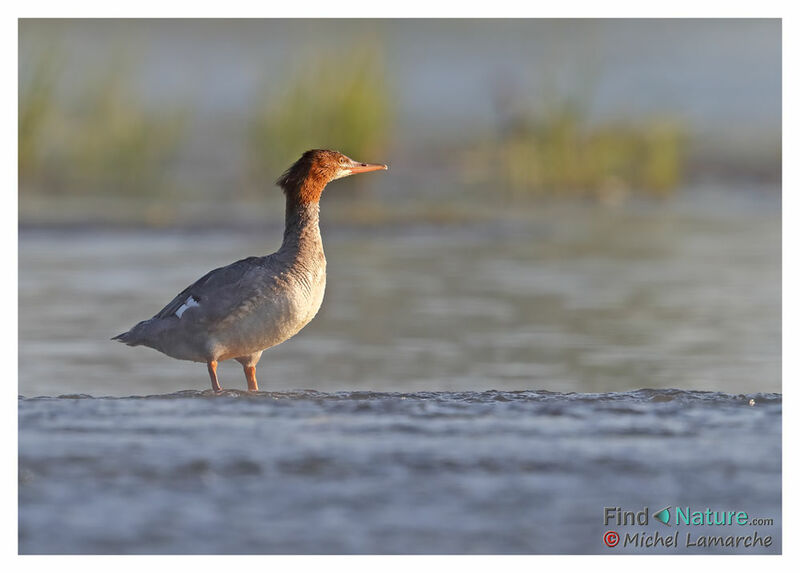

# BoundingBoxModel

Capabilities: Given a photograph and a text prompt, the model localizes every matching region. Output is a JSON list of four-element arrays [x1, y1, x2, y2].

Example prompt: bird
[[112, 149, 388, 391]]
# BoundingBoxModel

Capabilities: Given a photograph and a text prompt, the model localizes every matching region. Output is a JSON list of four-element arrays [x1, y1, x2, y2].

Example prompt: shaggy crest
[[276, 149, 346, 204]]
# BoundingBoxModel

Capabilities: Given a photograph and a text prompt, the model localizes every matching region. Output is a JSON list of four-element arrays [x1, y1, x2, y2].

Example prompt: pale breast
[[210, 265, 327, 360]]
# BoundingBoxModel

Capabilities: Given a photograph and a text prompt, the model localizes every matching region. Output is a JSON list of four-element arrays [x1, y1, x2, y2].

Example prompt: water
[[18, 188, 781, 553], [19, 188, 780, 397], [19, 389, 781, 554]]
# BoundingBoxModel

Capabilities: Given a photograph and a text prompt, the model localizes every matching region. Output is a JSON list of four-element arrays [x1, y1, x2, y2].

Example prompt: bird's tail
[[111, 330, 135, 345], [112, 318, 166, 350], [111, 319, 150, 346]]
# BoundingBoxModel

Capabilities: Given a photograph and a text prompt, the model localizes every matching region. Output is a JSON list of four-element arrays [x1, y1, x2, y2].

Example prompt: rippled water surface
[[19, 389, 780, 554]]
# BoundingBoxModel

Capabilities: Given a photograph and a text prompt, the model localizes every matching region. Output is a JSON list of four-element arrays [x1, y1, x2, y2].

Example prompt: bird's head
[[277, 149, 388, 204]]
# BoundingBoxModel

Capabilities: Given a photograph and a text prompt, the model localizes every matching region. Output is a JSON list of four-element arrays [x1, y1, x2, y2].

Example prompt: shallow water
[[19, 389, 781, 554], [19, 188, 780, 397]]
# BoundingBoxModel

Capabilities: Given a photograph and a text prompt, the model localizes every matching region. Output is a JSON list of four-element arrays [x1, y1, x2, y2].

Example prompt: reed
[[67, 66, 188, 194], [247, 45, 392, 190], [468, 102, 685, 200], [19, 50, 57, 183], [19, 55, 188, 196]]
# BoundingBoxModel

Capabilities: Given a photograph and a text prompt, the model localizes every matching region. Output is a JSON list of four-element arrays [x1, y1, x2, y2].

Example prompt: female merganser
[[113, 149, 388, 391]]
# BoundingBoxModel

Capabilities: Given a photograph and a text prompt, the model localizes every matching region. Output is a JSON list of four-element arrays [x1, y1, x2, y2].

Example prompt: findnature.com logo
[[602, 506, 775, 550]]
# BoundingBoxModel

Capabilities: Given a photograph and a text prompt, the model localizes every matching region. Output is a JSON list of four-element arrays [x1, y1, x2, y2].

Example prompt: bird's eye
[[339, 157, 346, 165]]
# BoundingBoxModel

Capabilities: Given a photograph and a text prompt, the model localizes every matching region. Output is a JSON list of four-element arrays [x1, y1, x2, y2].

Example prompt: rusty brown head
[[276, 149, 388, 204]]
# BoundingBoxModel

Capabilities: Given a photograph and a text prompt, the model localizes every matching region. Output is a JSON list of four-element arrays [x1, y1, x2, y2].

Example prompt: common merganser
[[113, 149, 388, 391]]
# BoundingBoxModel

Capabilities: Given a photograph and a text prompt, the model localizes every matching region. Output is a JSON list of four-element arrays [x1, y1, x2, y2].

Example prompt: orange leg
[[207, 360, 221, 392], [243, 366, 259, 392]]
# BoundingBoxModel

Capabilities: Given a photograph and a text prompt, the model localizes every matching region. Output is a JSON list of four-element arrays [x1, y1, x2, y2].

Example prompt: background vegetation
[[20, 52, 188, 197], [247, 45, 392, 189], [18, 19, 780, 224], [464, 99, 684, 200]]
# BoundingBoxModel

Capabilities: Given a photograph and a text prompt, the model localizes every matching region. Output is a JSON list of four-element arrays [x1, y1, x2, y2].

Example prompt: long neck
[[279, 195, 323, 257]]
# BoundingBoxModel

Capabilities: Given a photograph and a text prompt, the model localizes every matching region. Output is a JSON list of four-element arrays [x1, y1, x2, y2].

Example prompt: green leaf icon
[[653, 507, 671, 525]]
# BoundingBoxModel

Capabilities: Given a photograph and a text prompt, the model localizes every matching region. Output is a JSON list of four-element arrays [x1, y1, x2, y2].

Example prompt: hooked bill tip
[[349, 162, 388, 175]]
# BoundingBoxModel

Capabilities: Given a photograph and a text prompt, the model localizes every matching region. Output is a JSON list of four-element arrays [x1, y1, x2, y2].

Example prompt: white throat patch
[[331, 168, 352, 181]]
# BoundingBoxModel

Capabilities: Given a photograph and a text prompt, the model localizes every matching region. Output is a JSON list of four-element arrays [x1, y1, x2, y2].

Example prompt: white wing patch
[[175, 296, 200, 318]]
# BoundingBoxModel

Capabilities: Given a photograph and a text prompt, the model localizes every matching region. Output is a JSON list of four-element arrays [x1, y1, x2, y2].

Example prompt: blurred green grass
[[20, 42, 688, 209], [67, 66, 188, 194], [19, 51, 188, 196], [246, 45, 392, 191], [19, 50, 57, 184], [462, 101, 685, 201]]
